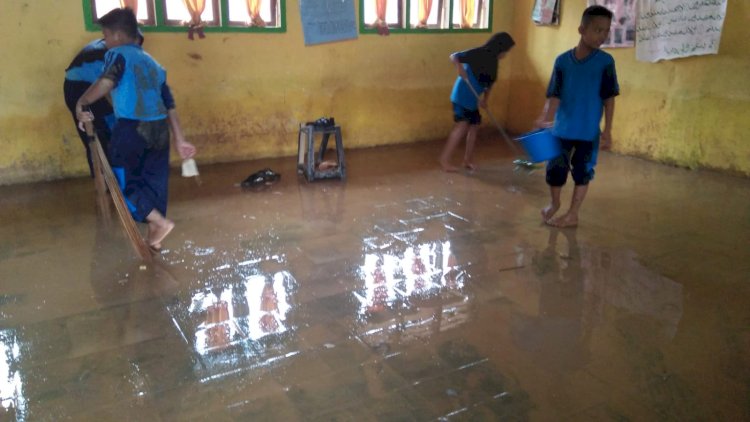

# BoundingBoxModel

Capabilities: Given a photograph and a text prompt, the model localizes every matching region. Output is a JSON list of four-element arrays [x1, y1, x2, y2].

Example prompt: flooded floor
[[1, 139, 749, 421]]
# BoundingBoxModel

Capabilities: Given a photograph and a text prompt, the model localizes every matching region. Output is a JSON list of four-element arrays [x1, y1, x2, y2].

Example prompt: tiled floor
[[1, 139, 749, 421]]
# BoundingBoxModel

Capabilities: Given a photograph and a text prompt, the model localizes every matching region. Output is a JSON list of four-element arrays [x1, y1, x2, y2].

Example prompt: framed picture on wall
[[587, 0, 636, 48], [532, 0, 560, 26]]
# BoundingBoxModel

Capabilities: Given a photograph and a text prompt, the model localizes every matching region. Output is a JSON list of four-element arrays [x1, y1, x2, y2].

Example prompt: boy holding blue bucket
[[440, 32, 515, 172], [536, 5, 619, 228]]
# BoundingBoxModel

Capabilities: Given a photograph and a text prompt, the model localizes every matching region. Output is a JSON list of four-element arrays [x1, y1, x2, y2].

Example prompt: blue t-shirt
[[101, 44, 174, 121], [65, 39, 107, 83], [546, 48, 619, 141], [450, 65, 485, 110]]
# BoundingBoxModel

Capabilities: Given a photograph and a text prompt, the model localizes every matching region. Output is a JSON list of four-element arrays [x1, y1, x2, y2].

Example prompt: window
[[227, 0, 279, 27], [360, 0, 491, 33], [91, 0, 155, 25], [84, 0, 286, 33], [163, 0, 220, 27]]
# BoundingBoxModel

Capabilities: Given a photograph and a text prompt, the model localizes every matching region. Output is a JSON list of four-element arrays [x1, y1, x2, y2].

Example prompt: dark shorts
[[452, 103, 481, 125], [545, 138, 597, 186]]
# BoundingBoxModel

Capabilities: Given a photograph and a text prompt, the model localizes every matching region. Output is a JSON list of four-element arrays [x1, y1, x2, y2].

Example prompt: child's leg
[[463, 124, 480, 170], [549, 185, 588, 228], [111, 119, 174, 247], [141, 121, 173, 248], [548, 141, 595, 228], [440, 121, 469, 172], [542, 186, 563, 221], [542, 141, 572, 222]]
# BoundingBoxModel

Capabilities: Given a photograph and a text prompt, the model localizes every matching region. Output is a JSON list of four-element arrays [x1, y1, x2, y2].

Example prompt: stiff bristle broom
[[463, 77, 538, 170], [84, 119, 152, 262]]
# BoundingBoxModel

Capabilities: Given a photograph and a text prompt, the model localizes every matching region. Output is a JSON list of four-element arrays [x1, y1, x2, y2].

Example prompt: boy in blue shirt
[[537, 5, 619, 228], [64, 31, 144, 177], [440, 32, 515, 172], [64, 38, 114, 177], [76, 8, 196, 250]]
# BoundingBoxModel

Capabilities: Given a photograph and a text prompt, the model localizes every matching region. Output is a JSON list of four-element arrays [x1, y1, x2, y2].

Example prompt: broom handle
[[463, 76, 525, 157], [82, 118, 108, 209]]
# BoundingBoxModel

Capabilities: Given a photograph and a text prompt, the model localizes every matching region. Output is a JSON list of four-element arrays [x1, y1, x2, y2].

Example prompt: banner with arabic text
[[636, 0, 728, 62]]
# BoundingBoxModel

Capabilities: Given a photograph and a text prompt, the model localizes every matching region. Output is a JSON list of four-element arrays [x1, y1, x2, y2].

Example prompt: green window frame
[[82, 0, 286, 33], [359, 0, 492, 34]]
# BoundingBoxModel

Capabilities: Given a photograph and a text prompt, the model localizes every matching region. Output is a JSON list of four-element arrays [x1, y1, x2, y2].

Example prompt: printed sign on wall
[[300, 0, 358, 46]]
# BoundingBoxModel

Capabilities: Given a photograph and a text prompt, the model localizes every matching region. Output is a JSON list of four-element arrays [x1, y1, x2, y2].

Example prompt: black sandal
[[241, 168, 281, 188]]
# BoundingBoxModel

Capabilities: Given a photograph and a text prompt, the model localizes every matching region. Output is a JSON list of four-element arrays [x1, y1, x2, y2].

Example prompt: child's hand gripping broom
[[83, 116, 153, 262]]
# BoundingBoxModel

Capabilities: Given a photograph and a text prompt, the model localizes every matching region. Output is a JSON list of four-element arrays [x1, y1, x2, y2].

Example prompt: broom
[[89, 134, 110, 217], [83, 118, 153, 262], [463, 76, 537, 170]]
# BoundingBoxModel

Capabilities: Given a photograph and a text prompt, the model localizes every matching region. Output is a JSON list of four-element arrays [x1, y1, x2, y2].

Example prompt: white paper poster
[[299, 0, 358, 46], [587, 0, 636, 48], [636, 0, 728, 62]]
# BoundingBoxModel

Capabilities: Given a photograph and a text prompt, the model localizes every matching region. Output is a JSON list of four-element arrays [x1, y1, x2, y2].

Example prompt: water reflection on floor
[[1, 140, 749, 421]]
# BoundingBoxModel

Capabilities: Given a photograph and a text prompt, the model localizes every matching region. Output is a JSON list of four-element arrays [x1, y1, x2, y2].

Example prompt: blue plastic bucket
[[515, 129, 561, 163]]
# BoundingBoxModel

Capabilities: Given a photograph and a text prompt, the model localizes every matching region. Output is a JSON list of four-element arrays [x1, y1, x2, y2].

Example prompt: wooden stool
[[297, 124, 346, 182]]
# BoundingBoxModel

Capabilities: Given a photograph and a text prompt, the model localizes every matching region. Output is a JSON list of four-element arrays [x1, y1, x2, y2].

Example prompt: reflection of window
[[189, 271, 294, 354], [85, 0, 285, 32], [0, 331, 26, 415], [360, 0, 491, 32], [356, 240, 463, 316]]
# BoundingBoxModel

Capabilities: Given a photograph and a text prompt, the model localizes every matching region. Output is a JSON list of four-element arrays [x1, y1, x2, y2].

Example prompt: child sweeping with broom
[[439, 32, 515, 172], [76, 8, 196, 250]]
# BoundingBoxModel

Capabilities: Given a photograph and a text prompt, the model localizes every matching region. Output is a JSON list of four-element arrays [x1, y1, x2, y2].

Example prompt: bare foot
[[148, 219, 175, 248], [463, 162, 477, 171], [541, 203, 560, 223], [440, 161, 459, 172], [547, 213, 578, 228]]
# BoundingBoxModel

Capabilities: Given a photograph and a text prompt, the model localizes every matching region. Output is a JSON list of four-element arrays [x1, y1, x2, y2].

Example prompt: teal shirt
[[450, 65, 485, 110], [65, 39, 107, 83], [546, 49, 619, 141], [102, 44, 169, 121]]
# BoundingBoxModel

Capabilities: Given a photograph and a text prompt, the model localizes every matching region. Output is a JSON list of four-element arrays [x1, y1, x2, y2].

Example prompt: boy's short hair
[[581, 5, 613, 26], [98, 8, 139, 40]]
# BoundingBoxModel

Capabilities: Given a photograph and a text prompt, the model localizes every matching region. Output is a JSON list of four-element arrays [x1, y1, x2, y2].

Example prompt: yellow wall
[[3, 1, 747, 184], [0, 1, 515, 185], [506, 0, 750, 176]]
